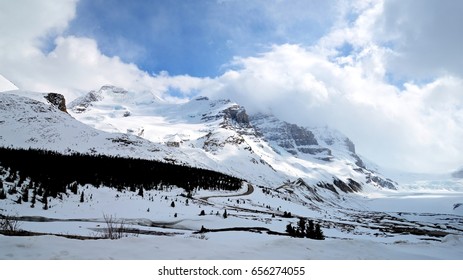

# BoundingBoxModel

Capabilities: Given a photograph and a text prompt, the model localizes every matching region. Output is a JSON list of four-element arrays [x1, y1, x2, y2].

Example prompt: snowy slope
[[0, 75, 18, 92], [2, 233, 462, 259], [0, 92, 207, 168], [1, 168, 462, 260]]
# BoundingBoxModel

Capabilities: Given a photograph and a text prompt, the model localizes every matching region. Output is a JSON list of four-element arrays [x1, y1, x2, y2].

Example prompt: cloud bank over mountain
[[1, 0, 462, 173]]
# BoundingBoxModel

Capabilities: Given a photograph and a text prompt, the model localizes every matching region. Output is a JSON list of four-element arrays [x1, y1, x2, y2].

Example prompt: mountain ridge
[[66, 85, 396, 191], [1, 85, 397, 197]]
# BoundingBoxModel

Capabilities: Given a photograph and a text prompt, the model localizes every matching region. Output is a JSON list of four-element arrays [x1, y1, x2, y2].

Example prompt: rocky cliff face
[[222, 105, 250, 128], [44, 93, 68, 113], [250, 113, 331, 157]]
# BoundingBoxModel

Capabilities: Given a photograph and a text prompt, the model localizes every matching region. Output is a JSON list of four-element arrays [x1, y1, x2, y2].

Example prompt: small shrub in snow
[[0, 215, 22, 234], [102, 214, 127, 240]]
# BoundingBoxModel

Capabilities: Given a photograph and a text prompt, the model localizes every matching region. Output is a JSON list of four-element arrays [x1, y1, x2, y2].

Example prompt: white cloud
[[376, 0, 463, 79], [0, 0, 206, 101], [207, 42, 463, 173], [1, 0, 462, 174], [0, 0, 77, 58]]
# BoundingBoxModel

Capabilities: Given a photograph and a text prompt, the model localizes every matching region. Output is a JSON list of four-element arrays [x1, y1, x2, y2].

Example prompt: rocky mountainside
[[0, 81, 397, 201], [66, 85, 396, 193]]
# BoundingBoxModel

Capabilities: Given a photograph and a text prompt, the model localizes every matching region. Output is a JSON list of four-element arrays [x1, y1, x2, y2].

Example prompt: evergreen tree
[[43, 196, 48, 210], [138, 187, 144, 197], [30, 188, 36, 207], [0, 189, 6, 200], [283, 211, 292, 218], [7, 186, 17, 195], [306, 220, 315, 239], [80, 191, 84, 203], [69, 182, 78, 195], [22, 188, 29, 203], [170, 201, 175, 207], [286, 223, 295, 236], [297, 218, 306, 238], [0, 146, 243, 201], [6, 170, 17, 183], [199, 210, 206, 216], [223, 209, 228, 219], [314, 223, 325, 240], [37, 186, 43, 197]]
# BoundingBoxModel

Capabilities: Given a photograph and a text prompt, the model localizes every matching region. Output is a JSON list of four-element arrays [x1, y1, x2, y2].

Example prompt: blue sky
[[65, 0, 336, 76], [1, 0, 463, 173]]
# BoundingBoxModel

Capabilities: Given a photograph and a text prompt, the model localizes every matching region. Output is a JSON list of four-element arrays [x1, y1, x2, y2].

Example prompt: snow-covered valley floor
[[1, 179, 462, 260]]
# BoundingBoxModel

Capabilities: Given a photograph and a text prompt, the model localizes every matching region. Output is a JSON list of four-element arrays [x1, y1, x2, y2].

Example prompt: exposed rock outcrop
[[45, 93, 68, 113], [222, 105, 250, 127], [250, 113, 327, 156]]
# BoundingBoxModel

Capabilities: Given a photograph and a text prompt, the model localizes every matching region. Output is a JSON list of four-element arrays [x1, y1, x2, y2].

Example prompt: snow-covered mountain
[[65, 85, 396, 193], [0, 92, 209, 169], [2, 84, 463, 260], [0, 83, 397, 199]]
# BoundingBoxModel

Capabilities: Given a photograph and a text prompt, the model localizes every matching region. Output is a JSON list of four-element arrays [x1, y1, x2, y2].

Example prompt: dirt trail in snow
[[198, 183, 254, 202]]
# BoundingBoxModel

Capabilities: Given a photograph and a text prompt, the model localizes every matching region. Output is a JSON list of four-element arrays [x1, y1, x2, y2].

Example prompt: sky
[[1, 0, 463, 174]]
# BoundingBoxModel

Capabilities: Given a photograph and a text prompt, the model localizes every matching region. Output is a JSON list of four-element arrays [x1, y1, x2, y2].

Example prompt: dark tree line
[[0, 147, 243, 200], [286, 217, 325, 240]]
